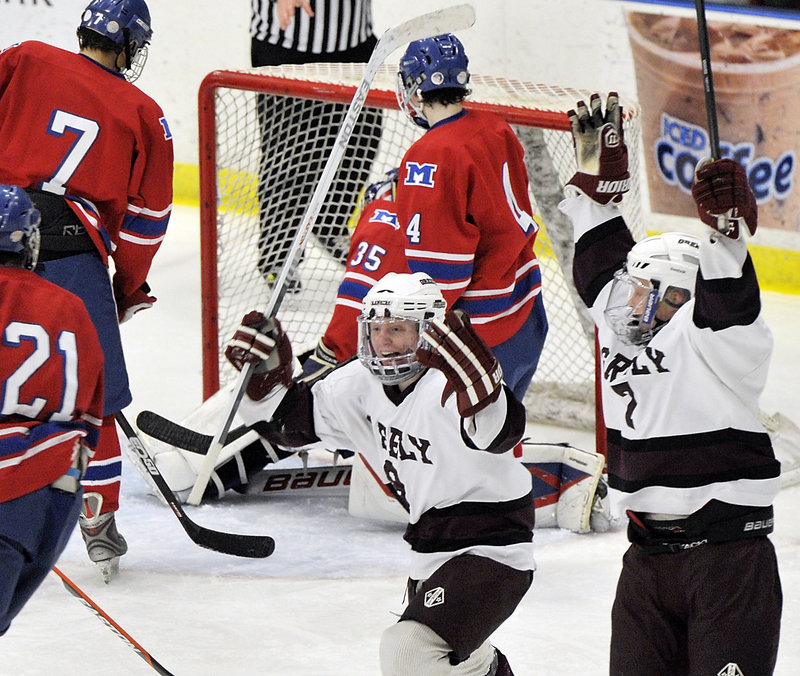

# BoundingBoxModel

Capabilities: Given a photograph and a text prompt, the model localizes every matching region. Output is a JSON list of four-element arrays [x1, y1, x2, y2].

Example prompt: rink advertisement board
[[616, 1, 800, 231]]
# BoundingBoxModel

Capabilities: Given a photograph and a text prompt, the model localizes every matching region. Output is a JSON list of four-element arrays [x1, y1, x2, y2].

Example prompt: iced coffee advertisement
[[627, 10, 800, 231]]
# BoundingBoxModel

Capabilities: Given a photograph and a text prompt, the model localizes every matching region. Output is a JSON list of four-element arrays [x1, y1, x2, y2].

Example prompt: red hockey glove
[[692, 158, 757, 239], [566, 92, 630, 205], [416, 310, 503, 417], [115, 281, 156, 324], [225, 312, 294, 401]]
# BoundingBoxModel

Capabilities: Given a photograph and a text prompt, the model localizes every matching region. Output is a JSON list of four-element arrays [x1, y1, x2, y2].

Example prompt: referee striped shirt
[[251, 0, 374, 54]]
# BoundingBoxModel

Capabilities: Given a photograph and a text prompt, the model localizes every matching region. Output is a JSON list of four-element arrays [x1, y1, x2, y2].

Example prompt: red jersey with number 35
[[0, 41, 173, 297], [0, 268, 104, 503], [322, 198, 410, 360]]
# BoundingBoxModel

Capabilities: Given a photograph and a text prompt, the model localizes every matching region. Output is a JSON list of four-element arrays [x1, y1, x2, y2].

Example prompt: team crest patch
[[717, 664, 744, 676], [423, 586, 445, 608], [403, 162, 437, 188], [369, 208, 398, 226]]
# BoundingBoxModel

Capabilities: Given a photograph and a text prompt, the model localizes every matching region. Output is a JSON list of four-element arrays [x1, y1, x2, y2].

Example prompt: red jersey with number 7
[[0, 41, 173, 298]]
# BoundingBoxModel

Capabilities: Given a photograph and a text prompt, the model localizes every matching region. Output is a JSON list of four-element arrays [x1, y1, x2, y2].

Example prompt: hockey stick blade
[[186, 3, 477, 506], [53, 566, 176, 676], [137, 409, 250, 455], [116, 412, 275, 558]]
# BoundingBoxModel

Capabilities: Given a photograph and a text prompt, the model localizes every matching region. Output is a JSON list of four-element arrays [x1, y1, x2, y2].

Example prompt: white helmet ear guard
[[604, 233, 700, 345], [357, 272, 447, 384]]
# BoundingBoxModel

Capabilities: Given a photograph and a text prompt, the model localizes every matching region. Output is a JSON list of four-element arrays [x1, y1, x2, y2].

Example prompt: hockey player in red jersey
[[0, 186, 105, 635], [226, 272, 532, 675], [394, 34, 547, 402], [0, 0, 173, 581], [301, 169, 410, 379], [559, 92, 782, 675]]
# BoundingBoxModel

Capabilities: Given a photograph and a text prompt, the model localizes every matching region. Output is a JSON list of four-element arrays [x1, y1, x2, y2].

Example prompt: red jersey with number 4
[[0, 268, 104, 503], [396, 109, 541, 347], [322, 198, 410, 360], [0, 41, 173, 297]]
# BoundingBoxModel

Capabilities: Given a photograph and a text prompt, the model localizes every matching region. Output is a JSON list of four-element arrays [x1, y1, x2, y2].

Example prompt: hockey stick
[[186, 3, 477, 505], [137, 409, 251, 455], [115, 411, 275, 558], [53, 566, 175, 676], [694, 0, 731, 235]]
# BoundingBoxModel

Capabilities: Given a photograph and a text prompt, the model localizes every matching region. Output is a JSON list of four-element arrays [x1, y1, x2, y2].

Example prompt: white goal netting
[[199, 63, 646, 431]]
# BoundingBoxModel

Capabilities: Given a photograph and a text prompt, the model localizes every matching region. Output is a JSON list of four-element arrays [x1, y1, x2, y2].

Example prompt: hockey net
[[198, 63, 646, 433]]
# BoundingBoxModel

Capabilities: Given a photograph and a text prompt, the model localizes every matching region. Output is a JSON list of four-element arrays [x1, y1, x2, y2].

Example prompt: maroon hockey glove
[[692, 158, 757, 239], [225, 312, 294, 401], [566, 92, 630, 205], [115, 281, 156, 324], [416, 310, 503, 417]]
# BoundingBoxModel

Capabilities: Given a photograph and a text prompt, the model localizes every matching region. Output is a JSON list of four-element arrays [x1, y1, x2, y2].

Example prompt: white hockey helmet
[[604, 232, 700, 345], [357, 272, 447, 384]]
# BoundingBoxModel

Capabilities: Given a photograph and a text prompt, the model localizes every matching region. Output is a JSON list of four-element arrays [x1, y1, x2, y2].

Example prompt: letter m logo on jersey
[[403, 162, 438, 188]]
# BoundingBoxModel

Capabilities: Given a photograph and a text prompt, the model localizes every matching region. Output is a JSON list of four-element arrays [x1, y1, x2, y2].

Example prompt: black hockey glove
[[566, 92, 630, 205], [298, 338, 338, 384], [416, 310, 503, 417], [225, 312, 294, 401], [692, 158, 757, 239]]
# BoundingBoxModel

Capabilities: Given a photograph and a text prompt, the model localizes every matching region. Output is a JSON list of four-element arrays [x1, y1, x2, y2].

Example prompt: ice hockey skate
[[79, 493, 128, 584]]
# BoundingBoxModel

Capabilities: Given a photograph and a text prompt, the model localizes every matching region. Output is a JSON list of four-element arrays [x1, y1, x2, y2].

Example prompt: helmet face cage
[[0, 185, 41, 271], [604, 233, 700, 345], [604, 270, 661, 345], [81, 0, 152, 82], [357, 315, 429, 385], [395, 34, 470, 129], [357, 272, 447, 384]]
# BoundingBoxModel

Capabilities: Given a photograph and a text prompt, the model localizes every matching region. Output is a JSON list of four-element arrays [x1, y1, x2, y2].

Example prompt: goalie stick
[[53, 566, 175, 676], [115, 411, 275, 558], [187, 3, 478, 506]]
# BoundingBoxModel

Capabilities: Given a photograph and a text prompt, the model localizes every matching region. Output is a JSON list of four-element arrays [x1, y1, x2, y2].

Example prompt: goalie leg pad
[[555, 446, 606, 534], [347, 453, 408, 524], [522, 442, 607, 533]]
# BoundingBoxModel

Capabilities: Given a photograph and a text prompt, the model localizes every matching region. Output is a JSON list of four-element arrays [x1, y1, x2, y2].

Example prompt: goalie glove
[[565, 92, 630, 205], [691, 158, 757, 239], [416, 309, 503, 417], [225, 312, 294, 401]]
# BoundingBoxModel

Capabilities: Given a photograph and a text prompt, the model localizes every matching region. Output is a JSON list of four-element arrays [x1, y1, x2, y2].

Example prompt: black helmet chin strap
[[122, 27, 133, 71]]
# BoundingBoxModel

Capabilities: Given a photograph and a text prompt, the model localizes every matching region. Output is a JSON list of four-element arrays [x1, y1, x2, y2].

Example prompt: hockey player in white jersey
[[224, 272, 534, 675], [559, 92, 782, 675]]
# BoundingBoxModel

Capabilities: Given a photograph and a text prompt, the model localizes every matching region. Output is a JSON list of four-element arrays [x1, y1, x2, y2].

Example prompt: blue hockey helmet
[[396, 34, 470, 128], [79, 0, 152, 82], [0, 185, 41, 271]]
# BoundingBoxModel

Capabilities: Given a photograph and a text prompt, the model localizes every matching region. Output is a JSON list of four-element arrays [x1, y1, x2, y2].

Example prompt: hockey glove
[[565, 92, 630, 205], [416, 309, 503, 417], [298, 338, 338, 384], [692, 158, 757, 239], [115, 281, 156, 324], [225, 312, 294, 401]]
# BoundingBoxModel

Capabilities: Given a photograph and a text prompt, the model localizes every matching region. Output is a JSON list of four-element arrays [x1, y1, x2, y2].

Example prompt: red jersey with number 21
[[0, 268, 104, 502]]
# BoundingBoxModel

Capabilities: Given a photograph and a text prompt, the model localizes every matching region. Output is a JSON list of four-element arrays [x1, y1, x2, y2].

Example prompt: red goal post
[[197, 63, 645, 434]]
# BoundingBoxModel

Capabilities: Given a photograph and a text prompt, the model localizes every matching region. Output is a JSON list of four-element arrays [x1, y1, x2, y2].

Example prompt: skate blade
[[97, 557, 121, 584]]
